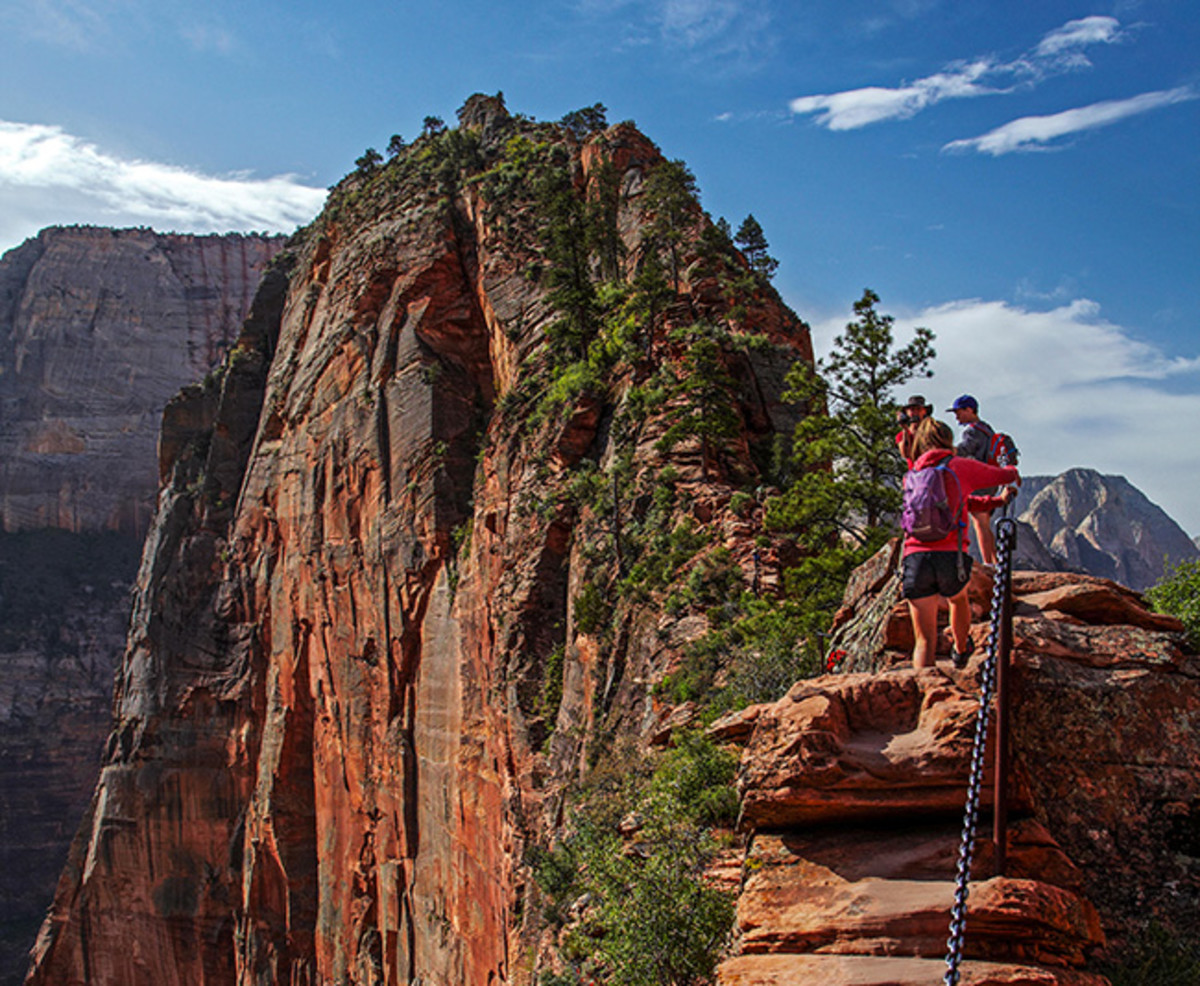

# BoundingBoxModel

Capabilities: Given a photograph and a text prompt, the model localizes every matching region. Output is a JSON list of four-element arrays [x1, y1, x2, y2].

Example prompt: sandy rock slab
[[717, 954, 1110, 985], [738, 668, 1017, 828]]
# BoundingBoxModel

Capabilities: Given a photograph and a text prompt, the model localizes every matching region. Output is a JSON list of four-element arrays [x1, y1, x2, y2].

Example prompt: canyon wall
[[0, 228, 284, 986], [25, 98, 812, 985]]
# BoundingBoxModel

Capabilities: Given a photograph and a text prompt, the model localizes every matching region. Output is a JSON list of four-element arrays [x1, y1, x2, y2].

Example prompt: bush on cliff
[[1102, 924, 1200, 986], [1147, 557, 1200, 650], [535, 732, 736, 985]]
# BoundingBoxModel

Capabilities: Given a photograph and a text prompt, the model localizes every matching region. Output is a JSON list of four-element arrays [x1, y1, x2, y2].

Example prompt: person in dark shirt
[[947, 394, 1004, 566]]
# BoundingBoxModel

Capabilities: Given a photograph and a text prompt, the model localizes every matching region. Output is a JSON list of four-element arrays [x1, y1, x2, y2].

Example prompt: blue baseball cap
[[947, 394, 978, 411]]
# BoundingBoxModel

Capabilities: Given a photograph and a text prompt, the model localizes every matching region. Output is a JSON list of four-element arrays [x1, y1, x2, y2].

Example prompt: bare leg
[[947, 585, 972, 654], [907, 595, 940, 669], [971, 510, 996, 565]]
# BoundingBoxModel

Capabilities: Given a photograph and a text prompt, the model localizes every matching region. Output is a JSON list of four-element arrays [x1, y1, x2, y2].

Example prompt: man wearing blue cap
[[947, 395, 1001, 565]]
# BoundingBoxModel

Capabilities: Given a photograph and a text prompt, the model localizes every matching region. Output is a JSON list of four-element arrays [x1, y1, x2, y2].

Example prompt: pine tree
[[657, 331, 742, 480], [642, 159, 698, 292], [355, 147, 383, 173], [766, 289, 934, 622], [734, 214, 778, 280]]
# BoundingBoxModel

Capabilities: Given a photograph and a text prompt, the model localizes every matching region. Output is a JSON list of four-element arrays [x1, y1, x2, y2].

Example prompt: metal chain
[[942, 516, 1017, 986]]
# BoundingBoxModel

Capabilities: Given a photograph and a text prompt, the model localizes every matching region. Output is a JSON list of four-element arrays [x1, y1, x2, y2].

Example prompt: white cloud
[[877, 297, 1200, 534], [1035, 15, 1123, 57], [789, 60, 997, 130], [0, 120, 327, 254], [789, 15, 1127, 130], [942, 86, 1198, 155]]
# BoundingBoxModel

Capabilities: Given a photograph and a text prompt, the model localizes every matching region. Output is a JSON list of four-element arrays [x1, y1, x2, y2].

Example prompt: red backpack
[[986, 430, 1019, 467]]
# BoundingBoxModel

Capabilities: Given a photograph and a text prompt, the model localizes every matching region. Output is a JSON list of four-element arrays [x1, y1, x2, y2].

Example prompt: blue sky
[[1, 0, 1197, 536]]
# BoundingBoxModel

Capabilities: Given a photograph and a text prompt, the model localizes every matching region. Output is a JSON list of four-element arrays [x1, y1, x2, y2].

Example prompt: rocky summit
[[17, 96, 1199, 986]]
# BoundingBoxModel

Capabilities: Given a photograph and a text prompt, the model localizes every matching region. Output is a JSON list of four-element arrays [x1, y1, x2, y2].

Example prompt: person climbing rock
[[901, 417, 1019, 670], [946, 394, 1006, 566], [894, 394, 932, 466]]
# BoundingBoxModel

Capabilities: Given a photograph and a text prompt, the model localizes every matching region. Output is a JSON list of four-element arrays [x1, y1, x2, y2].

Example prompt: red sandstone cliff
[[25, 97, 811, 985]]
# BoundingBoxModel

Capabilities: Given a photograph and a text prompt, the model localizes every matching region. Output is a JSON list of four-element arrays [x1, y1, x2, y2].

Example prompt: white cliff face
[[1015, 468, 1199, 591]]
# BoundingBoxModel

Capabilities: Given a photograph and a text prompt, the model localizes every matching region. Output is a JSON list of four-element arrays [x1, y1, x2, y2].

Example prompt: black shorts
[[902, 551, 972, 600]]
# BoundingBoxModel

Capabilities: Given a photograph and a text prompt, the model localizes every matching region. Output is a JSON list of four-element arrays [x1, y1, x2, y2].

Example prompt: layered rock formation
[[25, 97, 811, 985], [0, 228, 283, 986], [0, 226, 286, 538], [1012, 469, 1198, 591], [801, 540, 1200, 984]]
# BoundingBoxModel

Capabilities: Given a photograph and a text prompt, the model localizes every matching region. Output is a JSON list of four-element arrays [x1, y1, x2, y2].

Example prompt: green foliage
[[660, 595, 817, 711], [728, 490, 754, 518], [734, 214, 778, 280], [641, 159, 699, 290], [422, 115, 447, 137], [355, 147, 383, 173], [586, 157, 626, 282], [574, 582, 611, 636], [767, 288, 935, 544], [542, 734, 737, 985], [1102, 925, 1200, 986], [541, 644, 567, 728], [656, 329, 742, 479], [560, 102, 609, 140], [650, 731, 739, 826], [386, 134, 406, 157], [1147, 557, 1200, 650], [537, 166, 601, 359]]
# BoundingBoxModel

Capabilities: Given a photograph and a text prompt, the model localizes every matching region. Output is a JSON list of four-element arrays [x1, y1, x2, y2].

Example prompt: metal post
[[992, 517, 1016, 876]]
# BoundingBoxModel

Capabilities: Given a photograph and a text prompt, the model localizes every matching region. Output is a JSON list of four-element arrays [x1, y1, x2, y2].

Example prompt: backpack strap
[[940, 458, 968, 581]]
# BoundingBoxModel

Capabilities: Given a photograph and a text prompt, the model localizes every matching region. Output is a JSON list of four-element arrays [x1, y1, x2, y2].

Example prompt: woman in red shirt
[[903, 418, 1019, 670]]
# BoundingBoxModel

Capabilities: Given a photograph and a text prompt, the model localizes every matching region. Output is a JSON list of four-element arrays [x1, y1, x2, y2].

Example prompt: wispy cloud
[[0, 120, 327, 254], [1035, 15, 1124, 57], [790, 60, 998, 130], [943, 86, 1198, 155], [2, 0, 112, 51], [789, 15, 1126, 130], [579, 0, 772, 64]]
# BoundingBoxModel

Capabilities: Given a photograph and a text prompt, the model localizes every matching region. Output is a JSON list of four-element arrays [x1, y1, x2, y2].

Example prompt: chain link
[[942, 517, 1017, 986]]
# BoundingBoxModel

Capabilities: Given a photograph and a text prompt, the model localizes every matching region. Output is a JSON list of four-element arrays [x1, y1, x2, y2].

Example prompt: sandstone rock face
[[1013, 469, 1198, 591], [784, 544, 1200, 984], [0, 226, 286, 538], [25, 103, 811, 986], [0, 228, 283, 985]]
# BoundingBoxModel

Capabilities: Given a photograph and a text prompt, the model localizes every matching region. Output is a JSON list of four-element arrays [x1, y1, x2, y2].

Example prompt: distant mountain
[[1011, 468, 1199, 591]]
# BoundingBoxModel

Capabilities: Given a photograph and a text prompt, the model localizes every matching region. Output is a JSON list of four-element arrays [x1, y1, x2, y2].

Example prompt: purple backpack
[[901, 459, 965, 543]]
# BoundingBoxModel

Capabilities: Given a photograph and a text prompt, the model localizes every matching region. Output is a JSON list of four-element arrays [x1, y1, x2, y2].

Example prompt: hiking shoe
[[951, 638, 976, 669]]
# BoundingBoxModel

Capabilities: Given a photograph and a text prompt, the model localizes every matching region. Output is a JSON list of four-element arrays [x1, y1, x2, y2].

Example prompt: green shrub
[[1147, 558, 1200, 650], [574, 582, 611, 636], [1102, 925, 1200, 986]]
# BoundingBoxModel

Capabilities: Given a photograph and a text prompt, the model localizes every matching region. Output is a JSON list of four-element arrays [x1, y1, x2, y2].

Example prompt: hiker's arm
[[956, 457, 1019, 493]]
